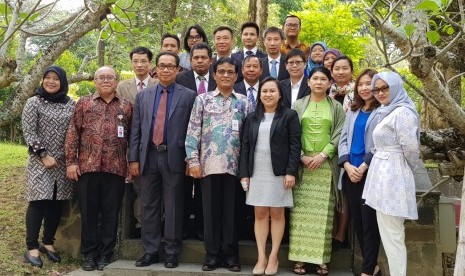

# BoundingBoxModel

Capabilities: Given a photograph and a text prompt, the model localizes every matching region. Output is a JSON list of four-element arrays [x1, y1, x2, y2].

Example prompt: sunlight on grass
[[0, 143, 27, 167]]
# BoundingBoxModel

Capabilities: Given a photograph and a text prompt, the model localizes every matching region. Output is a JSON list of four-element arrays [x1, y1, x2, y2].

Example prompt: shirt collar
[[92, 92, 119, 101], [156, 82, 175, 94], [194, 71, 210, 80], [135, 76, 150, 86], [244, 80, 259, 92], [291, 76, 304, 87], [212, 87, 238, 98], [243, 47, 258, 54], [268, 54, 281, 63]]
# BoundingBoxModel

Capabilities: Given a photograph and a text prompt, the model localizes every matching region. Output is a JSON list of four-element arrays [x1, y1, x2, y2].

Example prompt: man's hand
[[129, 162, 140, 177], [188, 166, 202, 179], [66, 165, 81, 181]]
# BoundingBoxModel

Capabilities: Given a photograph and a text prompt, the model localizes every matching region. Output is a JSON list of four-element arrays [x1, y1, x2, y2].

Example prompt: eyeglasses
[[157, 64, 177, 71], [95, 75, 118, 82], [286, 61, 304, 66], [188, 35, 202, 41], [311, 48, 324, 53], [371, 85, 390, 95], [216, 70, 237, 76], [285, 23, 299, 29]]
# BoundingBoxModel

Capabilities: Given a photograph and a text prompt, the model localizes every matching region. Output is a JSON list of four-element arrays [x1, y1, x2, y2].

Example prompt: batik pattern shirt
[[185, 89, 249, 177]]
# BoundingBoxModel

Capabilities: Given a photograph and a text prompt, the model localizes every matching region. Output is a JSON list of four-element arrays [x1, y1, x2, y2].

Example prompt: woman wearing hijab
[[289, 67, 345, 276], [363, 72, 430, 276], [323, 49, 341, 71], [22, 66, 75, 268], [304, 41, 328, 77], [338, 69, 381, 276]]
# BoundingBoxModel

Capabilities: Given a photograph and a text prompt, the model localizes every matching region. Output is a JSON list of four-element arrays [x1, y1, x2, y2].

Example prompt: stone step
[[118, 239, 353, 269], [103, 261, 355, 276]]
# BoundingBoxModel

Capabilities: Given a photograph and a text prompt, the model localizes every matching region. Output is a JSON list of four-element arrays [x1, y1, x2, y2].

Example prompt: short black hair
[[213, 26, 234, 37], [190, 42, 213, 58], [285, 48, 306, 63], [183, 25, 209, 52], [213, 57, 238, 73], [284, 14, 301, 26], [155, 51, 180, 67], [130, 46, 153, 62], [240, 22, 259, 35], [242, 55, 263, 68], [161, 33, 180, 49], [331, 55, 354, 72], [263, 26, 284, 40]]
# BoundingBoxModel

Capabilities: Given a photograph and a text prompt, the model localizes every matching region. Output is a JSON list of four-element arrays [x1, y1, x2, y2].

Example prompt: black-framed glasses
[[157, 64, 178, 71], [216, 70, 237, 76], [371, 85, 390, 95], [285, 23, 299, 29], [188, 35, 202, 41], [286, 61, 304, 66]]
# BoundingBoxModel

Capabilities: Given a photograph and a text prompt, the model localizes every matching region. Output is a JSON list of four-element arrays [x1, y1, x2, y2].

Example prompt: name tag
[[117, 126, 124, 138], [232, 120, 239, 131]]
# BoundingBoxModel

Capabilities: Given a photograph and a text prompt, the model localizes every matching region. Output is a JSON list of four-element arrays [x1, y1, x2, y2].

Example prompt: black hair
[[213, 57, 238, 73], [183, 25, 209, 52], [284, 14, 301, 26], [190, 42, 213, 58], [130, 46, 153, 62], [331, 55, 354, 72], [161, 33, 180, 49], [263, 26, 285, 40], [213, 26, 234, 37], [242, 54, 263, 68], [253, 76, 284, 121], [155, 51, 180, 67], [285, 48, 306, 63], [240, 22, 259, 35]]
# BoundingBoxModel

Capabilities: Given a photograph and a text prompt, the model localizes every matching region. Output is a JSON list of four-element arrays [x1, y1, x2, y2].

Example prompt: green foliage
[[414, 0, 455, 45], [54, 50, 82, 74], [270, 0, 304, 24], [294, 0, 369, 69]]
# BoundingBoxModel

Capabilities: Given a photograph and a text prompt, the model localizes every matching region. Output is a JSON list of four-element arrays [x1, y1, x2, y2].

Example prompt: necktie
[[247, 87, 256, 112], [198, 76, 206, 94], [138, 81, 144, 91], [245, 51, 253, 58], [152, 89, 167, 146], [270, 60, 278, 78]]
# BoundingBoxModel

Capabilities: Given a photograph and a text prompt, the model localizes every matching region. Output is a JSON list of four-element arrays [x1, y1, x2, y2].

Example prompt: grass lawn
[[0, 143, 80, 275]]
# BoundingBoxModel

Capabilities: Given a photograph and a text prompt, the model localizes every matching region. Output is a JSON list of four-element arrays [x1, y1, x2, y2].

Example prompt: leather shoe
[[164, 254, 178, 268], [82, 256, 96, 271], [24, 251, 43, 268], [39, 245, 61, 263], [224, 260, 241, 272], [202, 259, 219, 271], [135, 253, 159, 267], [97, 255, 112, 270]]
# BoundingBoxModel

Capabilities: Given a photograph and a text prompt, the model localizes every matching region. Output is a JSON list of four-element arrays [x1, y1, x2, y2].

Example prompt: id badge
[[117, 126, 124, 138], [232, 120, 239, 131]]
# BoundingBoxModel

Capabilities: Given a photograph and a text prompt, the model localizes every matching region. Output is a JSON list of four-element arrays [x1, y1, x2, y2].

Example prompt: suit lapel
[[129, 80, 138, 102], [147, 86, 157, 125], [297, 78, 309, 99], [261, 58, 270, 78], [270, 112, 281, 138], [252, 119, 260, 146], [169, 84, 182, 119]]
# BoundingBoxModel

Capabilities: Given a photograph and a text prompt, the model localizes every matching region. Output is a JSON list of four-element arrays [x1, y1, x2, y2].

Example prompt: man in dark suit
[[176, 43, 216, 94], [212, 26, 243, 83], [260, 27, 289, 81], [176, 42, 216, 241], [232, 22, 267, 62], [233, 55, 262, 110], [129, 52, 196, 269], [280, 48, 310, 108]]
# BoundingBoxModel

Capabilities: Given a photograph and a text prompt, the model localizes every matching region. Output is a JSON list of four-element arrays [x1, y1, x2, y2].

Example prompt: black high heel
[[39, 245, 61, 263]]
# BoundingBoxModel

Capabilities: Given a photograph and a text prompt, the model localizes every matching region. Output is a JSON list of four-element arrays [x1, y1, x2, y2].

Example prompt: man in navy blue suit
[[232, 22, 267, 62]]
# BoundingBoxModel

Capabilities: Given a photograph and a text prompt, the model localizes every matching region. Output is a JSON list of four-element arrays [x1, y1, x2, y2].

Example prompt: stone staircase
[[102, 238, 354, 276]]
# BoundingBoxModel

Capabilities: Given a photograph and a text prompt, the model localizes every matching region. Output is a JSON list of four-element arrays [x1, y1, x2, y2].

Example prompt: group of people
[[21, 14, 430, 276]]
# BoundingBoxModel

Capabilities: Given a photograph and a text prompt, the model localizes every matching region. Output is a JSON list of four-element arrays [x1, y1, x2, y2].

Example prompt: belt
[[151, 144, 167, 152]]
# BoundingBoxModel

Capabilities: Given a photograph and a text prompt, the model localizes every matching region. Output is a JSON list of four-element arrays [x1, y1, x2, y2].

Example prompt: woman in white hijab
[[362, 72, 430, 276]]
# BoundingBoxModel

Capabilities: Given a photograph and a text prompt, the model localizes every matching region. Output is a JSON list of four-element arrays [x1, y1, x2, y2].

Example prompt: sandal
[[316, 264, 329, 276], [293, 262, 307, 275]]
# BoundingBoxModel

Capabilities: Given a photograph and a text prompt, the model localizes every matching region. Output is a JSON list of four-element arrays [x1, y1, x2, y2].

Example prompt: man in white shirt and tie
[[232, 22, 267, 62], [260, 27, 289, 81], [233, 55, 262, 112], [279, 48, 310, 108], [116, 46, 157, 239]]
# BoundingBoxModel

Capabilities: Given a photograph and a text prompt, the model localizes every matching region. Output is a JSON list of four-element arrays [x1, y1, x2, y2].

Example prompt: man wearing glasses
[[280, 48, 310, 108], [117, 46, 157, 239], [281, 15, 309, 57], [65, 66, 133, 271], [186, 58, 249, 272], [129, 52, 196, 269]]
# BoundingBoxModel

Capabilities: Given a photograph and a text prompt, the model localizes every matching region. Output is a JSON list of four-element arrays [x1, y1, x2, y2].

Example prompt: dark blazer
[[279, 77, 310, 108], [233, 81, 247, 96], [175, 70, 216, 93], [129, 83, 196, 174], [239, 108, 301, 178], [260, 56, 290, 81], [232, 49, 267, 62]]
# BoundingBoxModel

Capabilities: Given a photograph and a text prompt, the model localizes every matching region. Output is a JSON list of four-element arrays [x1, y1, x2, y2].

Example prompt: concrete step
[[118, 239, 353, 269], [103, 261, 355, 276]]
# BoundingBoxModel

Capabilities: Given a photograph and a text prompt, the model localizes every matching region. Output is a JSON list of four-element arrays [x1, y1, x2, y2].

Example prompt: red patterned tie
[[152, 89, 167, 146], [138, 81, 144, 91]]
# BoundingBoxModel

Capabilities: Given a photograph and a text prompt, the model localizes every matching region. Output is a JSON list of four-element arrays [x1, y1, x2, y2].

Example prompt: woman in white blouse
[[363, 72, 430, 276]]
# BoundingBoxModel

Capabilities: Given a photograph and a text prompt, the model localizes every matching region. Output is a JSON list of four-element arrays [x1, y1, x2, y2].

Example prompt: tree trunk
[[256, 0, 268, 36], [248, 0, 257, 22], [0, 5, 111, 127], [454, 167, 465, 276], [169, 0, 178, 22]]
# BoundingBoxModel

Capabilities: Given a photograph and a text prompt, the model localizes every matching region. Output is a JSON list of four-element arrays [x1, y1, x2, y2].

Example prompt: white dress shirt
[[267, 54, 281, 75], [135, 76, 150, 90], [244, 81, 259, 101], [194, 71, 210, 92], [290, 76, 304, 105]]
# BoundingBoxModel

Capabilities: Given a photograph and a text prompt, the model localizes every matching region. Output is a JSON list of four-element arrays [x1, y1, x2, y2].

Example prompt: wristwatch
[[39, 150, 48, 158]]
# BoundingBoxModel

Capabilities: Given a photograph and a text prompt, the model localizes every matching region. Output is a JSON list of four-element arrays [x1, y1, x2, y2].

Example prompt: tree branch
[[20, 9, 88, 37], [68, 73, 94, 84]]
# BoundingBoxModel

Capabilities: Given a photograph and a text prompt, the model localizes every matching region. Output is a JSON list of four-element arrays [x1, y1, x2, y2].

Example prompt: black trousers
[[183, 177, 203, 236], [201, 173, 239, 263], [77, 172, 125, 258], [343, 172, 380, 274], [25, 183, 63, 250]]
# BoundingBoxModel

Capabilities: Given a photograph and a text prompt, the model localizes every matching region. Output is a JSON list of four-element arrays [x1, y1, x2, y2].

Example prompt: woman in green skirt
[[290, 66, 345, 275]]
